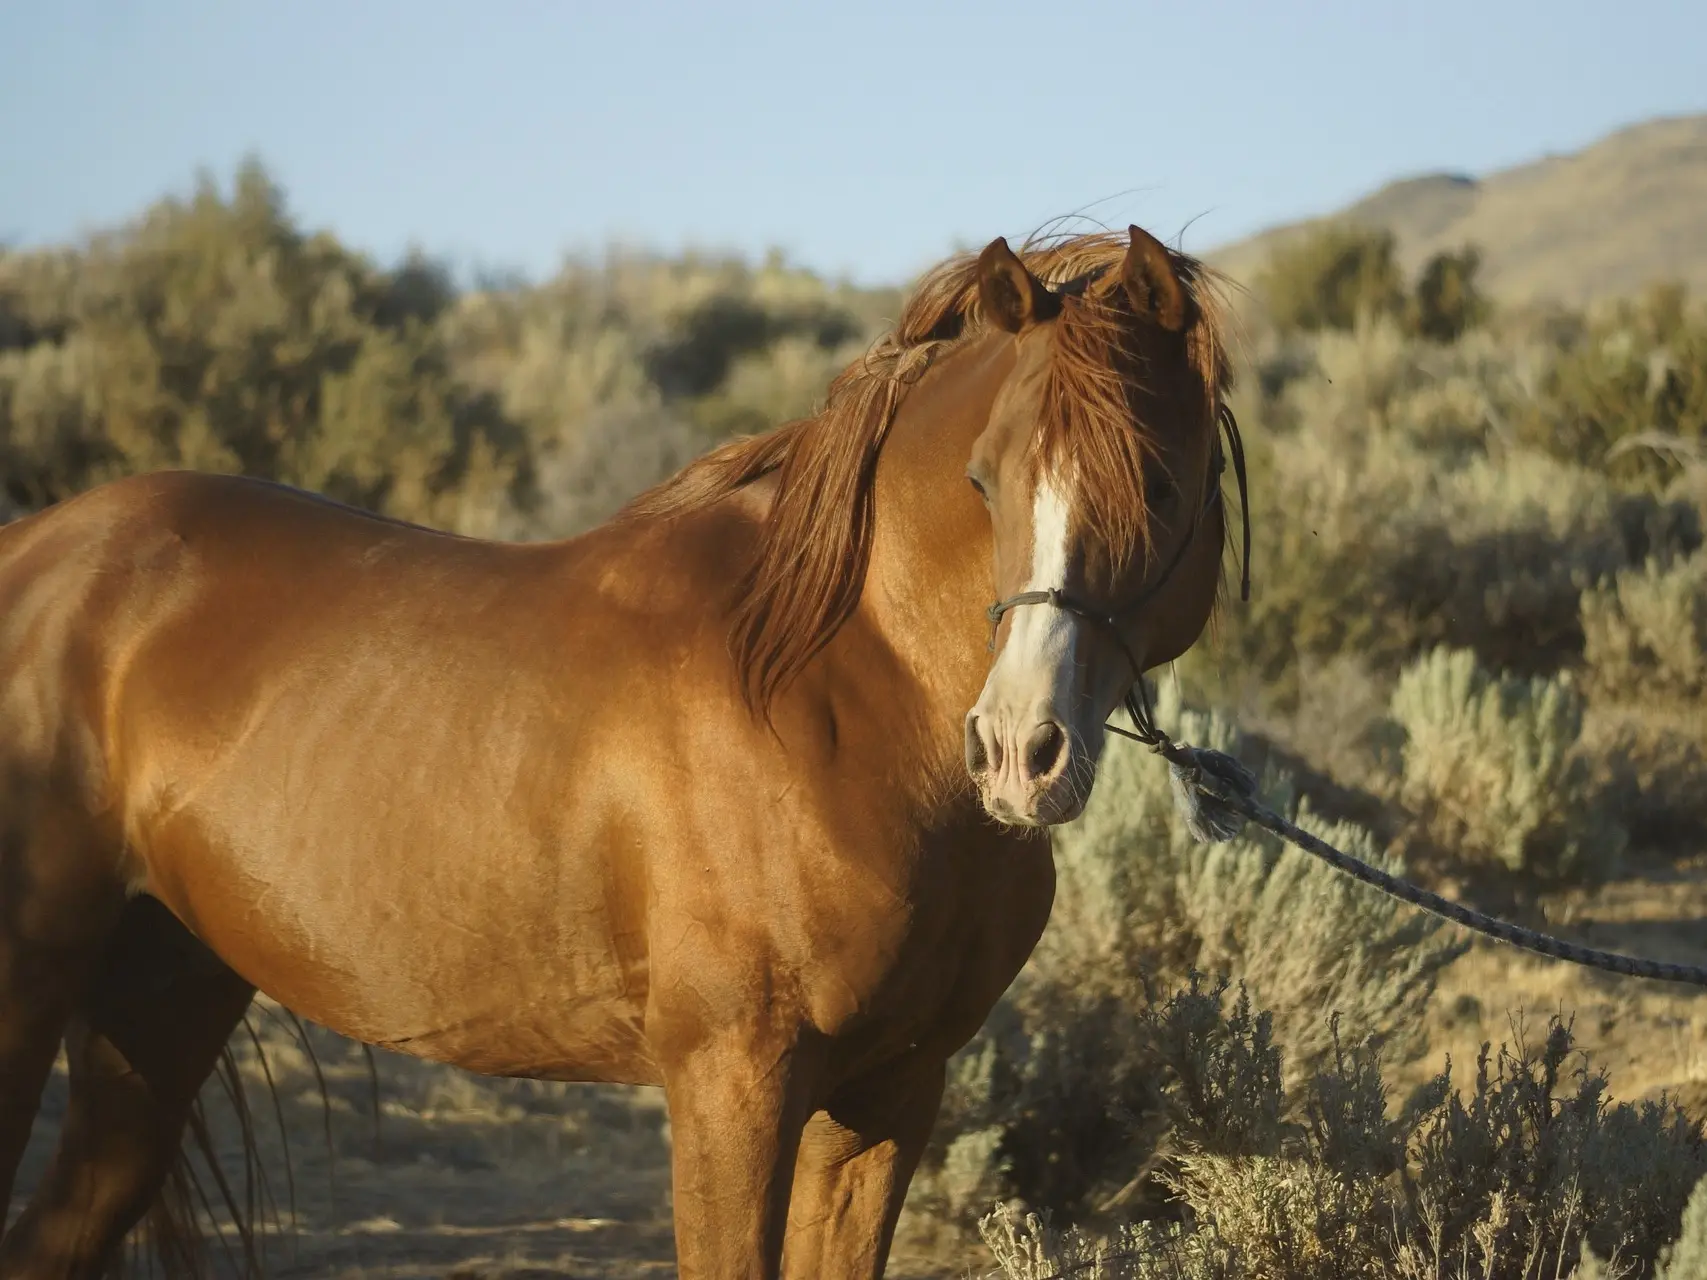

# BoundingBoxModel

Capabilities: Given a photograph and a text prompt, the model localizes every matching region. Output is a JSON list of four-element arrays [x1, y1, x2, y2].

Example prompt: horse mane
[[624, 229, 1235, 720]]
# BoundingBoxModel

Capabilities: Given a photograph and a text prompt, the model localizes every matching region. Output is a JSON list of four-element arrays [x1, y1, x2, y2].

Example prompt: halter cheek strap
[[983, 405, 1251, 747]]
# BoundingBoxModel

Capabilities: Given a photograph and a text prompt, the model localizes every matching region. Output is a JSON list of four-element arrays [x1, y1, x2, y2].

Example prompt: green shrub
[[1255, 224, 1408, 335], [1518, 285, 1707, 490], [1653, 1174, 1707, 1279], [1390, 646, 1627, 879], [1042, 682, 1464, 1073], [1411, 246, 1491, 343], [1582, 550, 1707, 703], [1576, 709, 1707, 856], [438, 249, 887, 538], [1253, 225, 1490, 345], [1213, 315, 1701, 692], [0, 162, 529, 531], [0, 162, 894, 539]]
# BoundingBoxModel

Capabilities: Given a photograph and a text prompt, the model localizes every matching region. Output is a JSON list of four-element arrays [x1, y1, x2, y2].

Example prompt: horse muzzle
[[963, 705, 1095, 827]]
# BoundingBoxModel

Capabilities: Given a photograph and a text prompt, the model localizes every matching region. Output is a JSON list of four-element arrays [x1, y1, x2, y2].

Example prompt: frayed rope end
[[1165, 745, 1258, 844]]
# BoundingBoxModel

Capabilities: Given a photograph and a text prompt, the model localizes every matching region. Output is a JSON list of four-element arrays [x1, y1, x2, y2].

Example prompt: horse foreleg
[[0, 808, 126, 1224], [0, 971, 74, 1228], [0, 898, 254, 1279], [780, 1056, 945, 1280], [660, 1027, 821, 1280]]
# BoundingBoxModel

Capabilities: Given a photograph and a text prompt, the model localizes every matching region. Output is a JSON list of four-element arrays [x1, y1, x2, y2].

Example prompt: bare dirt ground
[[13, 1016, 681, 1279], [8, 862, 1706, 1279], [1388, 856, 1707, 1113]]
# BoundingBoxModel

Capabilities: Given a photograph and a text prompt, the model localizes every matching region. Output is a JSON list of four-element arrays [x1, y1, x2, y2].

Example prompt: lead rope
[[1147, 731, 1707, 988], [1131, 411, 1707, 987], [988, 401, 1706, 985], [1125, 403, 1707, 986], [1133, 408, 1707, 985]]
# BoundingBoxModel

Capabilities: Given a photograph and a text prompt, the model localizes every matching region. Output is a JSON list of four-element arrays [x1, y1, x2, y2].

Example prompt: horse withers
[[0, 224, 1236, 1278]]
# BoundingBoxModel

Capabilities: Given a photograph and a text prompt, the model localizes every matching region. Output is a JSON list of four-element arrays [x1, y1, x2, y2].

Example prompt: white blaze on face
[[1017, 473, 1077, 681], [967, 461, 1111, 825], [976, 470, 1085, 729]]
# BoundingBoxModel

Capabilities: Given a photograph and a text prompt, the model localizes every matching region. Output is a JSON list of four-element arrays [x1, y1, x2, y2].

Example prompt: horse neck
[[857, 335, 1012, 778]]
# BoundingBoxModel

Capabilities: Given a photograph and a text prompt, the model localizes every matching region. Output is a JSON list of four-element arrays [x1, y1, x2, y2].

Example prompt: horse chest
[[792, 831, 1055, 1060], [922, 843, 1055, 1044]]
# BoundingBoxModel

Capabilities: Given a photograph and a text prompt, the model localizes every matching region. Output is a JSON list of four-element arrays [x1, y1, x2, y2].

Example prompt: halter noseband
[[983, 404, 1251, 747]]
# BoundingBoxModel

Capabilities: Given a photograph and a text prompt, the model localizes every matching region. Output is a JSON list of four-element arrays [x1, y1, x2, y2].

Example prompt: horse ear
[[1121, 224, 1188, 332], [977, 237, 1061, 333]]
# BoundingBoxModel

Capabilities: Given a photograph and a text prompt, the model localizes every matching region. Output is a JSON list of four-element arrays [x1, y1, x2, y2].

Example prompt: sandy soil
[[1389, 858, 1707, 1112], [12, 1012, 681, 1279]]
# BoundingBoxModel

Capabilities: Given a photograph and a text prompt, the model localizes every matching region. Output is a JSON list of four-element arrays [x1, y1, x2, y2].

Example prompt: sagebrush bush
[[0, 162, 531, 531], [1412, 245, 1491, 343], [1215, 317, 1701, 693], [1582, 549, 1707, 703], [1390, 646, 1627, 878], [436, 246, 887, 538], [1519, 284, 1707, 490], [906, 686, 1464, 1240], [1652, 1174, 1707, 1279], [1255, 224, 1408, 335], [1253, 222, 1491, 345], [1043, 681, 1464, 1072], [977, 988, 1707, 1280], [1576, 708, 1707, 854]]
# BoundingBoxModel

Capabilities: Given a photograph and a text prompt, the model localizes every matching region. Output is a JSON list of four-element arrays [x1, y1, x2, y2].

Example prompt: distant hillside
[[1206, 113, 1707, 307]]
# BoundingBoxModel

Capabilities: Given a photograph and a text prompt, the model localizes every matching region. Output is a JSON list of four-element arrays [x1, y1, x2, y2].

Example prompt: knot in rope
[[1155, 740, 1259, 845]]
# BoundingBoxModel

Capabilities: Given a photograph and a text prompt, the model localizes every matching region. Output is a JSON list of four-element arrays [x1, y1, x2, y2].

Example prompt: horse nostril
[[1024, 721, 1068, 781], [964, 715, 989, 775]]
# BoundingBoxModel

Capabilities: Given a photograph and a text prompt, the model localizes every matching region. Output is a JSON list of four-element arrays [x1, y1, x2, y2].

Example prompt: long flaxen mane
[[627, 229, 1236, 719]]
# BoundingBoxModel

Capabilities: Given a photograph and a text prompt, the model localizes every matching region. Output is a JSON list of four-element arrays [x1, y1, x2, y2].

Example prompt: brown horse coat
[[0, 226, 1234, 1279]]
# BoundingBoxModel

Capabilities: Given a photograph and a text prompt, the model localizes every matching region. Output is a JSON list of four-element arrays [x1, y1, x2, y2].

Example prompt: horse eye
[[967, 473, 989, 501], [1143, 457, 1175, 504]]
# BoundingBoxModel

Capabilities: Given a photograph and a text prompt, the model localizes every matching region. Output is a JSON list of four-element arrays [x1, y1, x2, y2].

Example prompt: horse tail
[[120, 1005, 367, 1279], [115, 1039, 272, 1279]]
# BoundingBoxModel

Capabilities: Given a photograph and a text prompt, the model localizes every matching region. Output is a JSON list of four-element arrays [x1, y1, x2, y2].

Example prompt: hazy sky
[[3, 0, 1703, 286]]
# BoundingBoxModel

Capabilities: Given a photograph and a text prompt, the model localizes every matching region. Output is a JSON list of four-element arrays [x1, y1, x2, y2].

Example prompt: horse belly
[[133, 758, 658, 1084]]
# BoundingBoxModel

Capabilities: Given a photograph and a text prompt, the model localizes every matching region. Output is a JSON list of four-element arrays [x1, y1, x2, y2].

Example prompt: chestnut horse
[[0, 225, 1236, 1278]]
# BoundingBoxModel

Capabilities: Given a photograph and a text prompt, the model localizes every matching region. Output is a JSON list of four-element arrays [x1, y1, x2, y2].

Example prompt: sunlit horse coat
[[0, 226, 1236, 1279]]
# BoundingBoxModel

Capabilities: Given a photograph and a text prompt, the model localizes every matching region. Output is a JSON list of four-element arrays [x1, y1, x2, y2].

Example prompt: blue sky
[[2, 0, 1703, 286]]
